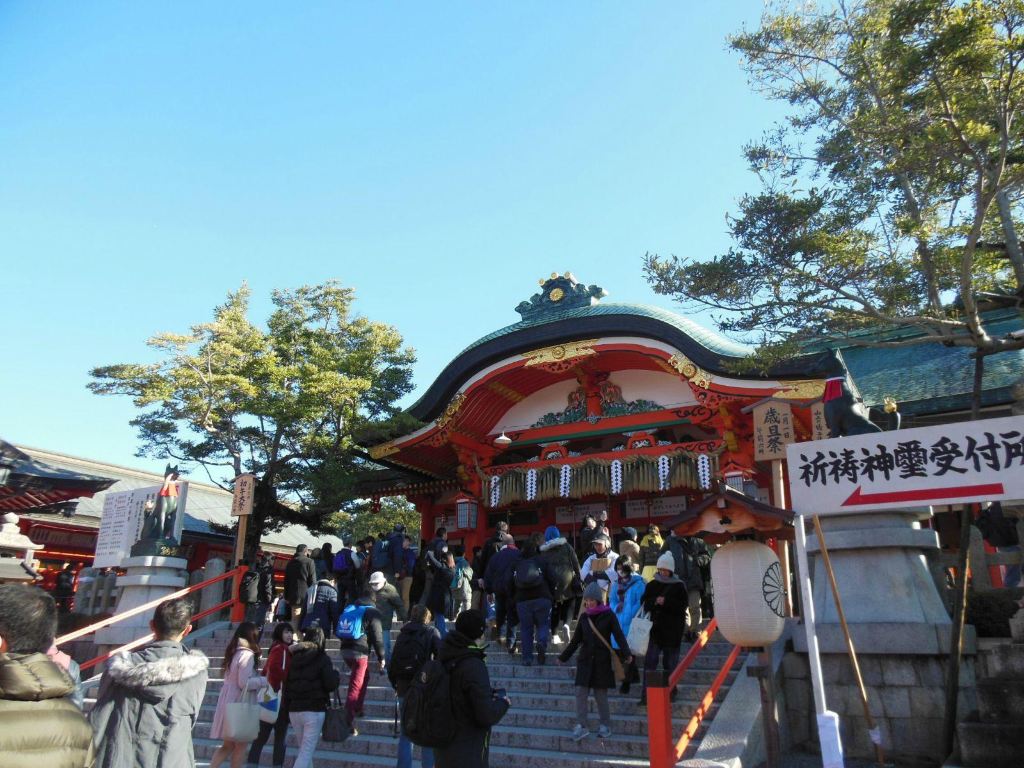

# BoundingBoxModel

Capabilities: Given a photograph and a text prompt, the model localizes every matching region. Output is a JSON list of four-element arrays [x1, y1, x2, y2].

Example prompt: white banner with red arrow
[[786, 414, 1024, 515]]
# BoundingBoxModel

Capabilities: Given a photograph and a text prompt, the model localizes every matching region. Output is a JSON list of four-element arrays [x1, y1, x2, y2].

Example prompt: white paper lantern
[[710, 540, 785, 647]]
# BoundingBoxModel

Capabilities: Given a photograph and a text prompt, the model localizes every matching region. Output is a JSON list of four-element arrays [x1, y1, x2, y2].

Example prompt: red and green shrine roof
[[363, 274, 845, 491]]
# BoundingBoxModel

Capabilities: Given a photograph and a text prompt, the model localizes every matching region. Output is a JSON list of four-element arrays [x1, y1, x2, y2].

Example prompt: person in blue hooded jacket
[[608, 555, 645, 693]]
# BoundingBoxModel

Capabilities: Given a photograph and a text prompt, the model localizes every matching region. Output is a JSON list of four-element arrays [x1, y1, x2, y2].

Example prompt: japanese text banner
[[786, 415, 1024, 515]]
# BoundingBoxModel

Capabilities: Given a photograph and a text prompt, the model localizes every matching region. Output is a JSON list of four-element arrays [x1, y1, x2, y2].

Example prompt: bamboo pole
[[771, 459, 794, 616], [942, 503, 973, 760], [812, 515, 886, 767]]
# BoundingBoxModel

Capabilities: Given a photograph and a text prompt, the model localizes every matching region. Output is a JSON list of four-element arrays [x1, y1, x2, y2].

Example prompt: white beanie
[[656, 552, 676, 573]]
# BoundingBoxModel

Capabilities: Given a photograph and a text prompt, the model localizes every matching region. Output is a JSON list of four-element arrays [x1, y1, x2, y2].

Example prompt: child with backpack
[[558, 583, 632, 742], [514, 533, 554, 667], [389, 605, 442, 768], [336, 586, 386, 734]]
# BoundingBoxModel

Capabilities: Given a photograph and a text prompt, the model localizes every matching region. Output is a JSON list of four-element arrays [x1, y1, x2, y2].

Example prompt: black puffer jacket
[[537, 537, 581, 602], [284, 642, 340, 713], [434, 630, 509, 768], [558, 608, 629, 690], [0, 652, 95, 768]]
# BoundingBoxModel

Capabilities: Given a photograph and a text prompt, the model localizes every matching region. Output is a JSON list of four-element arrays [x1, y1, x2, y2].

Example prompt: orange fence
[[647, 618, 742, 768], [56, 566, 245, 673]]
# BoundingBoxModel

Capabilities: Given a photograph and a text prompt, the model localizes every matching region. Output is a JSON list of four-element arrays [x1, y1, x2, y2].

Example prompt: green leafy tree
[[330, 495, 422, 547], [88, 282, 416, 557], [645, 0, 1024, 401]]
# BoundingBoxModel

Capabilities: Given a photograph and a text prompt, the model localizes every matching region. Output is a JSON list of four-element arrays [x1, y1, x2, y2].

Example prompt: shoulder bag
[[626, 608, 652, 658], [224, 688, 261, 742], [322, 688, 352, 742], [587, 617, 626, 686]]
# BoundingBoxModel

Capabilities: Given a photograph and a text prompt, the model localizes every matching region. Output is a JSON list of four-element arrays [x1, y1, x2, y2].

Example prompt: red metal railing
[[647, 618, 742, 768], [56, 566, 245, 672]]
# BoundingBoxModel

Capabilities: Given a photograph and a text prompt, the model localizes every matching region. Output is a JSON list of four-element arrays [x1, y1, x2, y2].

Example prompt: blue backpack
[[335, 604, 368, 641]]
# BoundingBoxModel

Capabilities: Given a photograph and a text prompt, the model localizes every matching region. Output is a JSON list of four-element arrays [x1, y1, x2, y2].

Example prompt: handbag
[[258, 650, 287, 724], [626, 608, 652, 658], [587, 617, 626, 686], [224, 690, 261, 742], [322, 688, 352, 742]]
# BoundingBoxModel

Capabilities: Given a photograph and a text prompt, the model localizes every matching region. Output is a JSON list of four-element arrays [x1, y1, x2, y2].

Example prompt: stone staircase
[[94, 625, 745, 767], [956, 640, 1024, 767]]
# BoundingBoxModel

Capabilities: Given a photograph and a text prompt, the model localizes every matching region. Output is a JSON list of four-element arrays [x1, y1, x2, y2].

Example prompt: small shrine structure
[[361, 273, 847, 549]]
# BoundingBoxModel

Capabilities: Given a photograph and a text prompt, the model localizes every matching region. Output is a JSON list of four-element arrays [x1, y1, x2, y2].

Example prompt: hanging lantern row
[[484, 451, 718, 508]]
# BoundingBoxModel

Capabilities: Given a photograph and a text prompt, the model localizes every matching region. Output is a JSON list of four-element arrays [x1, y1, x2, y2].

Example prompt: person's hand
[[477, 578, 486, 589], [624, 655, 633, 665], [378, 659, 386, 674], [656, 596, 665, 606]]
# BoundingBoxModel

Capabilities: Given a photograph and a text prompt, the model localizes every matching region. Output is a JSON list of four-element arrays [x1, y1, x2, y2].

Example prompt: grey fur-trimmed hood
[[106, 641, 209, 703], [540, 537, 568, 552]]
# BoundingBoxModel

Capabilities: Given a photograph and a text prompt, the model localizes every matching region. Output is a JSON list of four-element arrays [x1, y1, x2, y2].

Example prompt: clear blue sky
[[0, 2, 783, 473]]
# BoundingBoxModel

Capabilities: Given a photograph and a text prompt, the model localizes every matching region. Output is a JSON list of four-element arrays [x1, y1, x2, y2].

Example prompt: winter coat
[[641, 576, 688, 649], [210, 640, 265, 740], [256, 562, 276, 604], [426, 552, 455, 617], [580, 549, 619, 590], [483, 546, 521, 595], [578, 525, 598, 560], [639, 533, 664, 580], [609, 574, 646, 650], [373, 582, 406, 632], [240, 568, 260, 604], [558, 607, 629, 690], [284, 642, 340, 713], [303, 579, 340, 631], [387, 532, 407, 575], [0, 652, 95, 768], [338, 600, 387, 660], [262, 640, 291, 693], [387, 621, 441, 697], [283, 554, 317, 606], [434, 630, 509, 768], [537, 537, 581, 603], [450, 556, 475, 604], [90, 640, 209, 768]]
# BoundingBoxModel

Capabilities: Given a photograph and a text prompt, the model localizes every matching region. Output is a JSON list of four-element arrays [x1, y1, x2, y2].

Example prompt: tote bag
[[626, 609, 652, 658], [258, 650, 287, 724], [224, 691, 261, 742], [322, 689, 352, 742]]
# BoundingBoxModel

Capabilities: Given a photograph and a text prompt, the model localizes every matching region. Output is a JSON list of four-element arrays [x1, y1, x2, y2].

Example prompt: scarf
[[655, 572, 682, 584], [584, 604, 611, 617]]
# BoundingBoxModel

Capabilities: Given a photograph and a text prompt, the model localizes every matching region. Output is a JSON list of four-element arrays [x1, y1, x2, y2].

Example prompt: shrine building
[[361, 273, 851, 551]]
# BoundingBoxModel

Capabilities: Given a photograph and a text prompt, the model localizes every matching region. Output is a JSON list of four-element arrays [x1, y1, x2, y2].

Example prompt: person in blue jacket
[[608, 556, 645, 693]]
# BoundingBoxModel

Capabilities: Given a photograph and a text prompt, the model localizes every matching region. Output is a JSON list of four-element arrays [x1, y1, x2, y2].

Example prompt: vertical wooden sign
[[753, 401, 795, 462]]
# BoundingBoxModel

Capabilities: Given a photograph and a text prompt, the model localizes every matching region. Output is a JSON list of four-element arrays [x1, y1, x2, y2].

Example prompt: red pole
[[647, 670, 675, 768]]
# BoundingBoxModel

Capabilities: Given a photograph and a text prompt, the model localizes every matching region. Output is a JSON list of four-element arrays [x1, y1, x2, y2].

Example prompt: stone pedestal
[[786, 510, 976, 764], [95, 556, 189, 647]]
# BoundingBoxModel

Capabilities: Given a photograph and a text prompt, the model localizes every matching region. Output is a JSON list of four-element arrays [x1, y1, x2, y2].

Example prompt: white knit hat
[[656, 552, 676, 573]]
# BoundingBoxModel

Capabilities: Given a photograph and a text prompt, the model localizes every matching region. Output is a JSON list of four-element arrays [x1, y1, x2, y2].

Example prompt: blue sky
[[0, 3, 784, 472]]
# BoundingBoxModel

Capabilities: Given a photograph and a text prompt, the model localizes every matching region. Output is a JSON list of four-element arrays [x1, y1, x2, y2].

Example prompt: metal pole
[[812, 515, 886, 766]]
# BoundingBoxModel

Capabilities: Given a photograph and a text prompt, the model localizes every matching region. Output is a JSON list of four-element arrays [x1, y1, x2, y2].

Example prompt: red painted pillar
[[646, 670, 675, 768]]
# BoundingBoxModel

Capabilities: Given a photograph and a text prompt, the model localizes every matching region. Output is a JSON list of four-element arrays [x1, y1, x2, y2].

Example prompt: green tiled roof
[[459, 302, 752, 359], [837, 310, 1024, 415]]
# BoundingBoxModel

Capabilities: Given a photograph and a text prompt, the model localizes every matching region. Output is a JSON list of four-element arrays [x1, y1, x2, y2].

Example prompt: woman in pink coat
[[210, 622, 267, 768]]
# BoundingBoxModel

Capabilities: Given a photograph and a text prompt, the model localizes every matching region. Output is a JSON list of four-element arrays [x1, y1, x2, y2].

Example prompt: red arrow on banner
[[842, 482, 1005, 507]]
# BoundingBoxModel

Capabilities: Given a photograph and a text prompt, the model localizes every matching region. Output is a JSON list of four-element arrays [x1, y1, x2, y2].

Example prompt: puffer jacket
[[303, 579, 340, 631], [434, 630, 509, 768], [89, 640, 208, 768], [537, 537, 581, 602], [0, 652, 95, 768], [608, 573, 646, 650], [285, 641, 340, 712]]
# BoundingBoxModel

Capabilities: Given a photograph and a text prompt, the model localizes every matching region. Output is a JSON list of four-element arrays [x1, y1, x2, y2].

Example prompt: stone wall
[[782, 651, 977, 766]]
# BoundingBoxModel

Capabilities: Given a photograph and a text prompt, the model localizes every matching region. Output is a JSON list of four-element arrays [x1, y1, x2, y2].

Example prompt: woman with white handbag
[[608, 556, 646, 694], [210, 622, 267, 768], [246, 622, 294, 767]]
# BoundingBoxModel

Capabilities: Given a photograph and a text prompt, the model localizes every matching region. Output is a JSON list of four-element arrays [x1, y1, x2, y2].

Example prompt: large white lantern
[[711, 540, 786, 646]]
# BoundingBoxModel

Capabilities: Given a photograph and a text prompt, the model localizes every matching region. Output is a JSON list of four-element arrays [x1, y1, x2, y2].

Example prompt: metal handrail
[[55, 566, 245, 646], [647, 618, 742, 768]]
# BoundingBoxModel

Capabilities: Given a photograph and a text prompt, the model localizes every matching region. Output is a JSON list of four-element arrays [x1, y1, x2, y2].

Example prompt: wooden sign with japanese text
[[754, 401, 795, 461], [231, 473, 256, 516], [810, 402, 829, 442], [787, 415, 1024, 515]]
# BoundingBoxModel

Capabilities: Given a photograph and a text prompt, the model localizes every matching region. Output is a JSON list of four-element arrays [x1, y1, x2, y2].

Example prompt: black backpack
[[514, 559, 544, 589], [400, 657, 468, 748], [388, 630, 434, 690], [239, 569, 260, 602]]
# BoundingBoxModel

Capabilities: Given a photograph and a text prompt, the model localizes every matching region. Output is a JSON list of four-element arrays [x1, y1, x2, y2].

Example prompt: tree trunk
[[244, 481, 275, 561], [996, 190, 1024, 287]]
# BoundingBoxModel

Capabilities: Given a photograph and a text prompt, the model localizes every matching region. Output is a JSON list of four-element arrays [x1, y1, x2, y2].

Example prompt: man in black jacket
[[284, 544, 317, 632], [435, 610, 509, 768], [389, 604, 442, 768]]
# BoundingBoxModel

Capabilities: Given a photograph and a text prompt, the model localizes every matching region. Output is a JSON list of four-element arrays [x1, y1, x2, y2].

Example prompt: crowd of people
[[0, 513, 713, 768]]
